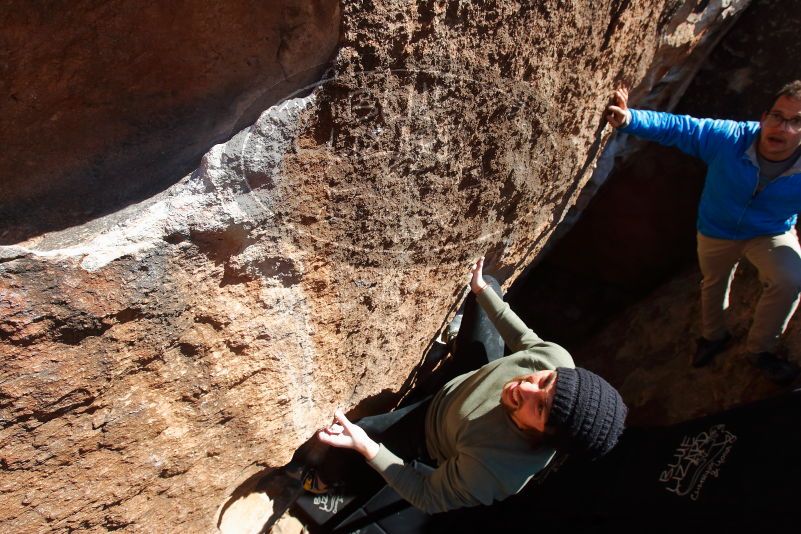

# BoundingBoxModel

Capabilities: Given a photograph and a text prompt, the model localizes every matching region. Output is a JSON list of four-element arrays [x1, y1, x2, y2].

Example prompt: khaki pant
[[697, 230, 801, 353]]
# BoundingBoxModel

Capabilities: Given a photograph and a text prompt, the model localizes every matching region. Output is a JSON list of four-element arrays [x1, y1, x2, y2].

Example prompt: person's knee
[[787, 269, 801, 290], [766, 266, 801, 295], [755, 245, 801, 290]]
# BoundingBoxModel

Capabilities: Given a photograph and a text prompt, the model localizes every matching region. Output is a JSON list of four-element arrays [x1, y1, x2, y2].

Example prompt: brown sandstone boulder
[[0, 1, 750, 532], [0, 0, 341, 244]]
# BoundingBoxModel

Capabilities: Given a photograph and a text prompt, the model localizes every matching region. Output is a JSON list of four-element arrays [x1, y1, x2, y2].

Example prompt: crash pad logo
[[313, 491, 345, 514], [659, 424, 736, 501]]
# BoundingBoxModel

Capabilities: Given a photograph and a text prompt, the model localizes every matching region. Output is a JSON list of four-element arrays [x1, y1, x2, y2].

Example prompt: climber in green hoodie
[[316, 257, 628, 514]]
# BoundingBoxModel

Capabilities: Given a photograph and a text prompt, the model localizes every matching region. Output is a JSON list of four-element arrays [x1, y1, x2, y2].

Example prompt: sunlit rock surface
[[0, 1, 749, 532], [0, 0, 341, 244]]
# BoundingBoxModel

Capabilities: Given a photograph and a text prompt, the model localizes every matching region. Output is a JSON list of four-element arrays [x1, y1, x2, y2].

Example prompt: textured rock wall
[[0, 0, 341, 244], [1, 1, 749, 532]]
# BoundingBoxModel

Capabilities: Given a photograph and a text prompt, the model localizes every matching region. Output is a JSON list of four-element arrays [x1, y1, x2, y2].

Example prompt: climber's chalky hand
[[318, 410, 379, 460]]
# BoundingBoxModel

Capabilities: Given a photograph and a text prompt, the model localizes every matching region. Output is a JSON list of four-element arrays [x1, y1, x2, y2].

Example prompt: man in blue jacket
[[606, 82, 801, 384]]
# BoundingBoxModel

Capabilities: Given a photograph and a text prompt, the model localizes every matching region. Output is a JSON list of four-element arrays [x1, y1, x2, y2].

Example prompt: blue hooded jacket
[[621, 109, 801, 240]]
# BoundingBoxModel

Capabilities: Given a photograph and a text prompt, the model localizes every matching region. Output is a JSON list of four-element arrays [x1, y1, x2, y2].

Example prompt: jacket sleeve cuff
[[619, 108, 635, 131], [367, 443, 403, 475], [476, 285, 504, 315]]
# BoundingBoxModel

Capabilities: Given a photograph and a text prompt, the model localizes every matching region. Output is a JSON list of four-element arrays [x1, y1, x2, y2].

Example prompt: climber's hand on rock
[[469, 256, 488, 294], [318, 410, 379, 460], [606, 86, 631, 128]]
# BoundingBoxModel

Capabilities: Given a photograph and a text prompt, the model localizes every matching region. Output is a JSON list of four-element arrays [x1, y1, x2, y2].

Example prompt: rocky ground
[[574, 261, 798, 427]]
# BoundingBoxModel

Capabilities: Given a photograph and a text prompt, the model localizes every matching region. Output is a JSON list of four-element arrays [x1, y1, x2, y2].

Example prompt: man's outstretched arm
[[604, 86, 740, 162], [317, 410, 491, 514]]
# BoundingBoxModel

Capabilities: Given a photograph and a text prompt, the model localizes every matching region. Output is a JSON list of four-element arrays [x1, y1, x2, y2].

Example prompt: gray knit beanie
[[549, 367, 628, 458]]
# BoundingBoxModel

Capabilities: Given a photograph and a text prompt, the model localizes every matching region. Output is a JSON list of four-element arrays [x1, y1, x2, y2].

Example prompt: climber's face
[[500, 370, 557, 433]]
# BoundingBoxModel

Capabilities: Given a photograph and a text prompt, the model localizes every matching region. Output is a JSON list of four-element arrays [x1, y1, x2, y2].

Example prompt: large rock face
[[1, 1, 749, 532], [0, 0, 341, 244]]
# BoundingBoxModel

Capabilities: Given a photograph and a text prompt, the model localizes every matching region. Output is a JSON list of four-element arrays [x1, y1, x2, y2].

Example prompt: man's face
[[758, 95, 801, 161], [500, 370, 557, 433]]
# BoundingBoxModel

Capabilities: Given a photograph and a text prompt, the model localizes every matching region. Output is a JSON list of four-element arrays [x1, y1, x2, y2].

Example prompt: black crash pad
[[292, 388, 801, 533]]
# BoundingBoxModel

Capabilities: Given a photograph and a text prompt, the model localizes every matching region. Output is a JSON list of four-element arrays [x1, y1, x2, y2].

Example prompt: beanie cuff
[[548, 366, 627, 459]]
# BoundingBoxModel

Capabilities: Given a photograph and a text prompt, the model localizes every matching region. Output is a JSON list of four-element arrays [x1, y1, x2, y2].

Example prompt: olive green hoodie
[[368, 288, 575, 513]]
